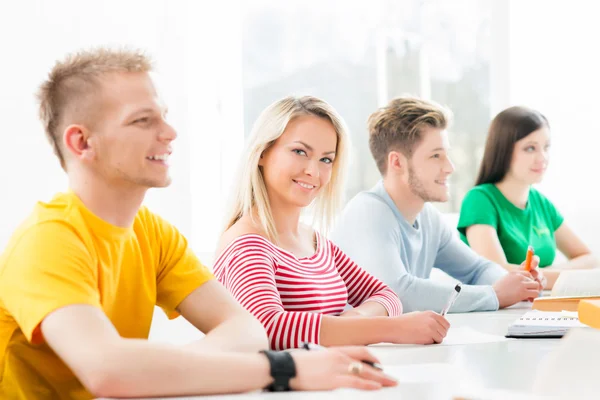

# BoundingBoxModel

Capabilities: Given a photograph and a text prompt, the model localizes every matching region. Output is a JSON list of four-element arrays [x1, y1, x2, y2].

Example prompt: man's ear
[[63, 124, 95, 162], [387, 150, 407, 175]]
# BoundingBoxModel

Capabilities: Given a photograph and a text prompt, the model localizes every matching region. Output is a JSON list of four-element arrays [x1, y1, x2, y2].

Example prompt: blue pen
[[301, 342, 383, 371]]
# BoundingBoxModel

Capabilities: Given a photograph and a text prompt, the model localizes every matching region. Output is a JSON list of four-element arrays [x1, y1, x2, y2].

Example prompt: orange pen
[[524, 246, 534, 271]]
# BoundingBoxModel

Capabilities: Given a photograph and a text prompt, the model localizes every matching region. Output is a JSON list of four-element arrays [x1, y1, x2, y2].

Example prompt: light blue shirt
[[331, 181, 507, 313]]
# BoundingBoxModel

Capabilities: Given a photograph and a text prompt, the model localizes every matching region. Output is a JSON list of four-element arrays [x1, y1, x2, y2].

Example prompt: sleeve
[[330, 241, 402, 316], [457, 188, 499, 236], [0, 222, 101, 344], [434, 210, 508, 312], [217, 241, 322, 350], [146, 209, 214, 318], [332, 196, 502, 313]]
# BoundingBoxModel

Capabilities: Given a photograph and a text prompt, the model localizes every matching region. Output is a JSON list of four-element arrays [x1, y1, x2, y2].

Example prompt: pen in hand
[[441, 283, 462, 316], [301, 342, 383, 371], [524, 246, 534, 272]]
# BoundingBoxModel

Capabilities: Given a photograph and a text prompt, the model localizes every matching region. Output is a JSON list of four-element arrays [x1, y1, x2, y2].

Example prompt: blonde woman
[[214, 96, 450, 350]]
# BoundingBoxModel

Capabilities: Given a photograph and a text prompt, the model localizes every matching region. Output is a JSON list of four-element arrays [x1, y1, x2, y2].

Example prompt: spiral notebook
[[506, 310, 587, 338]]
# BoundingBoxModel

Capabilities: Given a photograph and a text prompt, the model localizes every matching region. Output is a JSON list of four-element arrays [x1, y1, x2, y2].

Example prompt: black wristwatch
[[259, 350, 297, 391]]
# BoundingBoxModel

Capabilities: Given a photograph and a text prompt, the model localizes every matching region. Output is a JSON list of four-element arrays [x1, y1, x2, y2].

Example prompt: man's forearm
[[187, 313, 268, 353], [394, 275, 499, 313], [84, 339, 272, 398]]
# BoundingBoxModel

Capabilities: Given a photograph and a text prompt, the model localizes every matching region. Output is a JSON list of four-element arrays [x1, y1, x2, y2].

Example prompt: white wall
[[508, 0, 600, 253], [0, 0, 243, 259]]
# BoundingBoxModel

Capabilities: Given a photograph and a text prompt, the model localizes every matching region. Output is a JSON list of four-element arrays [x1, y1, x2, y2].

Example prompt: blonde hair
[[224, 96, 350, 243], [37, 47, 153, 170], [368, 96, 451, 175]]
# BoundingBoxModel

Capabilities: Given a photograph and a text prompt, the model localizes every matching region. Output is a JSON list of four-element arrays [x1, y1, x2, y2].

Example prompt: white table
[[124, 302, 568, 400], [368, 302, 559, 392]]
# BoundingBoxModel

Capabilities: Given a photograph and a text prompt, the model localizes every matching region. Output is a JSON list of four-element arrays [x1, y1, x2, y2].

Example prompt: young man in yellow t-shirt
[[0, 48, 395, 399]]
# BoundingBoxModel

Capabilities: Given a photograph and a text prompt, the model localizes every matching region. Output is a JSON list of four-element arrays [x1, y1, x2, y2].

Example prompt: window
[[242, 0, 493, 212]]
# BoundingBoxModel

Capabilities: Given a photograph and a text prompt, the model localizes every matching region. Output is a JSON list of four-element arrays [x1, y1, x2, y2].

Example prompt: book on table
[[532, 269, 600, 312]]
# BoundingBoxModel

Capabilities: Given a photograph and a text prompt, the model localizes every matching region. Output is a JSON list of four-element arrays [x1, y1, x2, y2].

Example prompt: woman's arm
[[552, 223, 597, 269], [466, 224, 547, 291], [219, 240, 447, 348], [340, 302, 389, 317], [331, 242, 403, 317], [542, 223, 599, 287], [466, 224, 514, 269], [467, 223, 599, 289]]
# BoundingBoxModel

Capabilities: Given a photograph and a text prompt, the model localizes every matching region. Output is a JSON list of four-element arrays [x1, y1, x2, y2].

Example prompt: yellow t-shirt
[[0, 191, 214, 399]]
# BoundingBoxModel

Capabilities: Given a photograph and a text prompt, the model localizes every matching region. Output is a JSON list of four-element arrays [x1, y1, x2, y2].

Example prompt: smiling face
[[258, 115, 337, 209], [66, 72, 177, 189], [507, 126, 551, 185], [398, 127, 455, 203]]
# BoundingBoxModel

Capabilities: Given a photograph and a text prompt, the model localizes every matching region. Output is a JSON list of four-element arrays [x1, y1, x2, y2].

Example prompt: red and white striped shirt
[[213, 232, 402, 350]]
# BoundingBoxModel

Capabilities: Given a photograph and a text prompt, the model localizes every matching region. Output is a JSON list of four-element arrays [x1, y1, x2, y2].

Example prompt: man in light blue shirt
[[332, 97, 544, 313]]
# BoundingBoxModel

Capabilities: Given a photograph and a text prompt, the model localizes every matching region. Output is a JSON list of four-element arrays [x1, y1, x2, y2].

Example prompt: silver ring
[[348, 361, 364, 375]]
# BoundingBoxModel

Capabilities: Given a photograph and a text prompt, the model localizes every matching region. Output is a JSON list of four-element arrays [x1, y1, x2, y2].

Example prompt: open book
[[532, 270, 600, 311], [552, 269, 600, 296], [506, 310, 587, 338]]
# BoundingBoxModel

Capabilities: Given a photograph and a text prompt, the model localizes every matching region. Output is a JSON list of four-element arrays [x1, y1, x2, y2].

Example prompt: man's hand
[[493, 269, 542, 308]]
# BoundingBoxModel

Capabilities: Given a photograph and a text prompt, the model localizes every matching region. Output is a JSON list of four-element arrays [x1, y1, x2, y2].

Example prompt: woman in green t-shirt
[[457, 106, 597, 289]]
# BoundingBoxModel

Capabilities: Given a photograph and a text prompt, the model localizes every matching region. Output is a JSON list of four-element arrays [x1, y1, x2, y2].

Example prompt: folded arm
[[220, 246, 414, 348], [178, 279, 268, 353], [371, 242, 501, 313], [467, 223, 598, 289], [332, 242, 402, 317], [42, 304, 273, 398], [333, 204, 503, 313], [546, 223, 598, 287]]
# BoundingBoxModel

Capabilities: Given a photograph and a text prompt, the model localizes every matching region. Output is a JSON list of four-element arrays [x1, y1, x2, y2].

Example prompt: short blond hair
[[368, 96, 451, 175], [224, 96, 350, 243], [37, 47, 153, 170]]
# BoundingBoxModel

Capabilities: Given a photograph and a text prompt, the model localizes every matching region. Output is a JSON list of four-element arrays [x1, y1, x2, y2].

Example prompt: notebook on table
[[506, 310, 587, 338]]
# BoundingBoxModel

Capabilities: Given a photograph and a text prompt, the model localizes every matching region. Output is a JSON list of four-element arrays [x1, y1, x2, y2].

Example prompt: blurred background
[[1, 0, 598, 265]]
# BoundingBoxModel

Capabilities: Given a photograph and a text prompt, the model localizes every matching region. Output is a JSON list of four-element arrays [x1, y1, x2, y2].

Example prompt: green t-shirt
[[457, 184, 564, 268]]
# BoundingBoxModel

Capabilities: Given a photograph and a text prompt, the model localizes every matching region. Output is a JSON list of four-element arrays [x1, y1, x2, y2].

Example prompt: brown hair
[[37, 47, 153, 170], [367, 96, 451, 175], [475, 106, 549, 186]]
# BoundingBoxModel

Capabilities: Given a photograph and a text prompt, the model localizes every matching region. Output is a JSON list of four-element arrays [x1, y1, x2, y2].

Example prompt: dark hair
[[475, 106, 549, 185]]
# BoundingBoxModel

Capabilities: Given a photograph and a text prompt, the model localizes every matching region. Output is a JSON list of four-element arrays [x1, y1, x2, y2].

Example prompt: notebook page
[[513, 311, 584, 327], [507, 311, 587, 336], [551, 269, 600, 297]]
